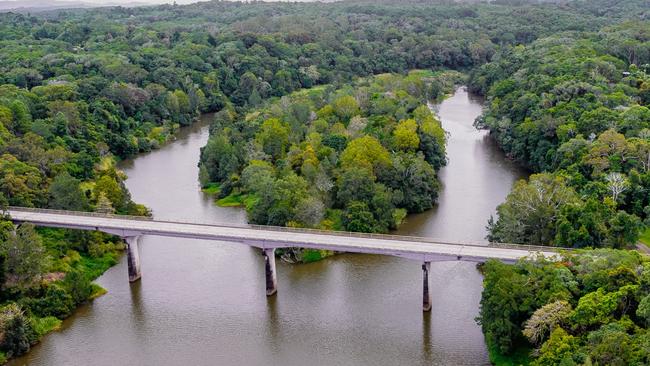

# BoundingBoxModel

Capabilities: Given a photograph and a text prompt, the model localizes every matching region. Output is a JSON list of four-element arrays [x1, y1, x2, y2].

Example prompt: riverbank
[[0, 115, 189, 363], [12, 87, 501, 365], [0, 229, 124, 364]]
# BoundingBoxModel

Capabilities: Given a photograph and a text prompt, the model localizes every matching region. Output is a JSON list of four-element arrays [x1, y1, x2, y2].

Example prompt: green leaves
[[481, 250, 650, 363]]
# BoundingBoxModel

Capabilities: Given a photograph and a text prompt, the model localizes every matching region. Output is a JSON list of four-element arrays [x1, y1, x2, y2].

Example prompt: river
[[11, 87, 526, 366]]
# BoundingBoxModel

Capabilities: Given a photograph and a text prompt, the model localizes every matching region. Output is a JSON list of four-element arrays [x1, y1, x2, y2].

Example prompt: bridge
[[6, 207, 563, 311]]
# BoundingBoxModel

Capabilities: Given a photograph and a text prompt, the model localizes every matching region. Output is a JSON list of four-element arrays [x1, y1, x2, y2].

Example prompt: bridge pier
[[264, 248, 277, 296], [124, 236, 142, 282], [422, 261, 431, 312]]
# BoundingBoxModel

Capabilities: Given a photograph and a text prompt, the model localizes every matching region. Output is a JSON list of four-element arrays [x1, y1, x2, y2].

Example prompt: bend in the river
[[10, 86, 526, 366]]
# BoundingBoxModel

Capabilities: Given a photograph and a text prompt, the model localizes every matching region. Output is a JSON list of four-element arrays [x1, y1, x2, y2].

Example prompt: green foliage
[[48, 172, 88, 211], [638, 227, 650, 246], [488, 174, 579, 245], [0, 0, 645, 360], [216, 193, 252, 208], [475, 24, 650, 247], [255, 118, 290, 161], [1, 223, 49, 290], [533, 328, 581, 366], [332, 95, 359, 123], [62, 270, 93, 305], [393, 119, 420, 151], [30, 316, 61, 338], [300, 249, 330, 263], [0, 303, 32, 358], [480, 250, 650, 364], [201, 73, 448, 235]]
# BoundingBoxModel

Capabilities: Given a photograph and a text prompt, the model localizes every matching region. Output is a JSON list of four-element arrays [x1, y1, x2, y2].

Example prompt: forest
[[471, 23, 650, 249], [478, 250, 650, 366], [199, 71, 454, 261], [0, 0, 647, 363]]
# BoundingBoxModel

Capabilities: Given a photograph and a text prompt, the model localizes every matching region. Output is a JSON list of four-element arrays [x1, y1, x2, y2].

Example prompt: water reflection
[[395, 87, 527, 240]]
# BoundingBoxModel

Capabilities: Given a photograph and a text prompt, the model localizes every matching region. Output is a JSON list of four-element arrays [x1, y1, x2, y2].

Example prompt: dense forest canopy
[[471, 22, 650, 248], [479, 249, 650, 365], [200, 71, 454, 246], [0, 0, 647, 363]]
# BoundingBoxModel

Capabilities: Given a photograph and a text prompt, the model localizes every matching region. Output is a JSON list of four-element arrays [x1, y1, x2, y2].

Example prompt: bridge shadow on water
[[129, 279, 145, 322], [265, 294, 281, 354], [422, 310, 432, 364]]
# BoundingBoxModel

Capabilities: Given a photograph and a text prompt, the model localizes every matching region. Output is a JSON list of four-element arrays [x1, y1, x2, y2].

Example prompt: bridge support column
[[264, 248, 277, 296], [422, 261, 431, 312], [125, 236, 142, 282]]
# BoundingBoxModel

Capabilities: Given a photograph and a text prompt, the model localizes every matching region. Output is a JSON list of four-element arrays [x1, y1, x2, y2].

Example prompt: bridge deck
[[6, 207, 562, 263]]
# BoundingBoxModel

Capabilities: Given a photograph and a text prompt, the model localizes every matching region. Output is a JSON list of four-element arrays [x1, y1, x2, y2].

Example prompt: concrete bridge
[[6, 207, 563, 311]]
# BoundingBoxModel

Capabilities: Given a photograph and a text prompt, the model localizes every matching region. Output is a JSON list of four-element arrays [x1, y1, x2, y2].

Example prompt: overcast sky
[[2, 0, 316, 3]]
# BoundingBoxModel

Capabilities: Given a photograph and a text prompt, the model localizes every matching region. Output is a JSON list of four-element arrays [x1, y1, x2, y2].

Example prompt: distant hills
[[0, 0, 167, 12], [0, 0, 327, 12]]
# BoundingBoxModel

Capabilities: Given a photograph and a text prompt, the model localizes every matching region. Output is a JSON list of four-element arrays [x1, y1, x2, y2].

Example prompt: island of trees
[[199, 71, 454, 261], [0, 0, 647, 363]]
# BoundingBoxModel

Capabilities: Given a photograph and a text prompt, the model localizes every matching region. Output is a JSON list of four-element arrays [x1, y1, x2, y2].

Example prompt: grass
[[89, 283, 108, 299], [77, 251, 120, 280], [487, 341, 532, 366], [301, 249, 334, 263], [639, 227, 650, 246], [201, 182, 221, 195], [31, 316, 63, 337], [216, 192, 254, 207]]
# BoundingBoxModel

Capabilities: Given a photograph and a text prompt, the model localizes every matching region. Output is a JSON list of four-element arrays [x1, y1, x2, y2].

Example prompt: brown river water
[[11, 87, 526, 366]]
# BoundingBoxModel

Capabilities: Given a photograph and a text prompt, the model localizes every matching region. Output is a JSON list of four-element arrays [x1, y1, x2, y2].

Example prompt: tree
[[393, 119, 420, 151], [386, 153, 437, 213], [0, 303, 32, 357], [63, 270, 93, 305], [8, 100, 31, 135], [340, 136, 391, 175], [347, 115, 367, 138], [488, 174, 578, 245], [584, 130, 629, 175], [48, 172, 88, 211], [629, 138, 650, 173], [477, 260, 536, 354], [342, 201, 378, 232], [295, 197, 325, 227], [523, 300, 572, 346], [607, 211, 641, 248], [95, 192, 114, 214], [0, 154, 45, 207], [1, 223, 49, 289], [586, 322, 637, 366], [332, 95, 359, 123], [533, 328, 580, 366], [200, 134, 240, 183], [638, 294, 650, 326], [417, 112, 446, 170], [336, 167, 375, 206], [570, 286, 637, 329], [93, 175, 126, 212], [605, 172, 628, 203], [255, 118, 290, 161]]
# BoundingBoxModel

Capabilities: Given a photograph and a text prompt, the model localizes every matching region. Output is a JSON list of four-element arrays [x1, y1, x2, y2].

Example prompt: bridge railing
[[5, 206, 155, 221], [6, 206, 571, 253], [244, 223, 569, 253]]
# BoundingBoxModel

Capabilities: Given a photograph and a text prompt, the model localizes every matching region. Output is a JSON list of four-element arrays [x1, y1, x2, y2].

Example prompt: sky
[[0, 0, 323, 11], [2, 0, 317, 4]]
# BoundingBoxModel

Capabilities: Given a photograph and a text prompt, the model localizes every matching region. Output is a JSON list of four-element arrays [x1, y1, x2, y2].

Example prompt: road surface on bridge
[[7, 207, 561, 263]]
